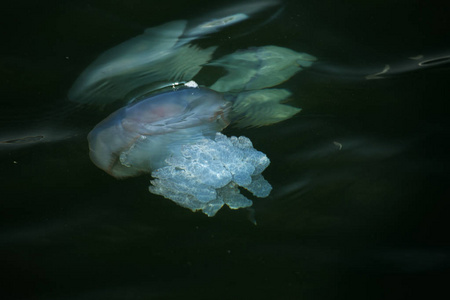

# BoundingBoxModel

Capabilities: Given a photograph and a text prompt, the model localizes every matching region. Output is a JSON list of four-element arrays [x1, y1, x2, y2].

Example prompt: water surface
[[1, 0, 449, 299]]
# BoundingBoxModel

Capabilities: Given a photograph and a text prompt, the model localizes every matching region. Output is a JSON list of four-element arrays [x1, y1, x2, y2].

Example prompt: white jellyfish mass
[[71, 1, 316, 217], [149, 132, 272, 217]]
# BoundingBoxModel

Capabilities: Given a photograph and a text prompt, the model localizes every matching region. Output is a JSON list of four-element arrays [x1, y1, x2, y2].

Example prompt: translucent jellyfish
[[88, 86, 272, 216], [72, 1, 317, 217], [88, 87, 230, 178]]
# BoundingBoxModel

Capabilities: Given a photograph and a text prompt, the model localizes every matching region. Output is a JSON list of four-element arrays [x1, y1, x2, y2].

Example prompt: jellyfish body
[[88, 86, 272, 216], [74, 2, 319, 217]]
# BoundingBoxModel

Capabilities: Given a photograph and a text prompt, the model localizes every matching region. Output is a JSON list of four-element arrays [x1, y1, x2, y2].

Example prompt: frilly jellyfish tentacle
[[149, 133, 272, 217]]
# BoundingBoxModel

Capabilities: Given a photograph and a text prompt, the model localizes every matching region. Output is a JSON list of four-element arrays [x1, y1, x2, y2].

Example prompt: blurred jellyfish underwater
[[69, 0, 316, 217]]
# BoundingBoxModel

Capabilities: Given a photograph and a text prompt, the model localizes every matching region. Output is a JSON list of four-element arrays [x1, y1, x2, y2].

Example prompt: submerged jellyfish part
[[87, 87, 231, 178], [229, 88, 302, 127], [149, 133, 272, 217], [244, 174, 272, 198], [217, 184, 253, 210], [68, 20, 217, 105], [209, 45, 317, 92]]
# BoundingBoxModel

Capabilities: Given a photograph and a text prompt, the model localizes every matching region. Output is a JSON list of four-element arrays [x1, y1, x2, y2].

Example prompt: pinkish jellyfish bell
[[87, 86, 272, 217]]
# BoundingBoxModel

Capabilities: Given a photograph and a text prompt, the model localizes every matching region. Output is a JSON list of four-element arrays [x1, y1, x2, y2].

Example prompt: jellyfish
[[71, 2, 317, 217], [88, 85, 272, 216]]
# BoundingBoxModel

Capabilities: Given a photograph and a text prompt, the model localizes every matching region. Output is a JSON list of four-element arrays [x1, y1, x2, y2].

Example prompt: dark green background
[[1, 0, 449, 299]]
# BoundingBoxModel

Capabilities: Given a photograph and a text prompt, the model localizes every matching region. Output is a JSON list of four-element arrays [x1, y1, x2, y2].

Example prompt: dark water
[[1, 0, 450, 299]]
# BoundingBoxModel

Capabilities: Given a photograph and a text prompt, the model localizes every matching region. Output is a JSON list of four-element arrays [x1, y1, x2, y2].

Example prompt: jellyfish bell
[[87, 86, 231, 179]]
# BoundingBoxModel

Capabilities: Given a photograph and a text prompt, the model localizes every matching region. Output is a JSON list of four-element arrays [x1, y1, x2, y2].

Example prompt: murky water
[[1, 1, 449, 299]]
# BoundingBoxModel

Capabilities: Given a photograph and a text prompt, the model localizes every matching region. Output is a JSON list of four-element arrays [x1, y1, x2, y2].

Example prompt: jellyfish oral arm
[[150, 133, 272, 217]]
